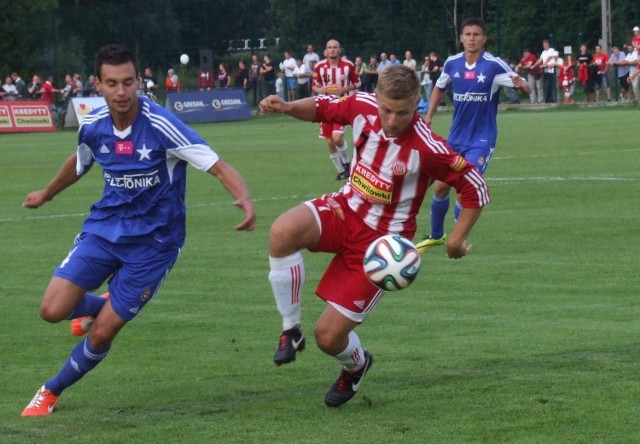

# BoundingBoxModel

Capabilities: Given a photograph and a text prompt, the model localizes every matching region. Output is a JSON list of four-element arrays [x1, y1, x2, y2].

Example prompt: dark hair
[[95, 44, 137, 80], [461, 17, 486, 34]]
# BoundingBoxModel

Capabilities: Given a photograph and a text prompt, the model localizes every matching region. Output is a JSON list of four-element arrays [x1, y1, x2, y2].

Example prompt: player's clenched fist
[[259, 95, 287, 114]]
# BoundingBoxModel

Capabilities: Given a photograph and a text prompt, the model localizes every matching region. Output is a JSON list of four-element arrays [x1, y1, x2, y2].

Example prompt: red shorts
[[319, 122, 346, 139], [305, 193, 385, 322]]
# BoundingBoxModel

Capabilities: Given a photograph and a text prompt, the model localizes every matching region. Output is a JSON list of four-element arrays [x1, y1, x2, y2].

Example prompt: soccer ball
[[363, 234, 421, 291], [180, 54, 189, 65]]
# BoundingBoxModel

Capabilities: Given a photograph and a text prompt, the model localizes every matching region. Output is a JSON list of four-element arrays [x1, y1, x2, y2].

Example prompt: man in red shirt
[[515, 48, 542, 104], [38, 76, 60, 111], [592, 44, 611, 101], [259, 65, 489, 407], [312, 39, 360, 180]]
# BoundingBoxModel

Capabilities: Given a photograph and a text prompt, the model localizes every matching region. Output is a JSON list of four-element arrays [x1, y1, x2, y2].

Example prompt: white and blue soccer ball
[[363, 234, 421, 291]]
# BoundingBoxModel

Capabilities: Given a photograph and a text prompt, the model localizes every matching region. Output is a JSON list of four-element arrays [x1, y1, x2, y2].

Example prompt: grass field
[[1, 106, 639, 443]]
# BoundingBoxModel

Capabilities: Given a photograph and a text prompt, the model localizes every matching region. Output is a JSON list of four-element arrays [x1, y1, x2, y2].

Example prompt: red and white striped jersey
[[312, 58, 361, 94], [314, 92, 490, 238]]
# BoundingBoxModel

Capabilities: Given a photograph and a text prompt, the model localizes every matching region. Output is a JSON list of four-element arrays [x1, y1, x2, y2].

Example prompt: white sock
[[337, 142, 349, 164], [269, 252, 304, 330], [335, 331, 365, 370], [329, 152, 344, 172]]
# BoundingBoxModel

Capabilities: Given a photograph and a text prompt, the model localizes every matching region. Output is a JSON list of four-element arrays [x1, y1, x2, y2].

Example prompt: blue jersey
[[76, 96, 219, 250], [436, 51, 518, 150]]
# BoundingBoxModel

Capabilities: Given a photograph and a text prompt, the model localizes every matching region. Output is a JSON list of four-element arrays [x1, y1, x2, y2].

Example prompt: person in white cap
[[632, 26, 640, 49]]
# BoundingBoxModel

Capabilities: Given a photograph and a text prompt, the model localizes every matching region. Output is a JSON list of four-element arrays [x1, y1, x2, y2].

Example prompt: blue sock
[[453, 201, 462, 223], [65, 292, 108, 320], [430, 195, 450, 239], [44, 338, 111, 396]]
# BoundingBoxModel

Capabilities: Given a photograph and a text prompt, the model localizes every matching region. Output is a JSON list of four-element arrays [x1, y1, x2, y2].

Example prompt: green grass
[[1, 106, 639, 443]]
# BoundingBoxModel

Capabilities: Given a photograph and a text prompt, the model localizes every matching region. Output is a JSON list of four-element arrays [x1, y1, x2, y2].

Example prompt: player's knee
[[313, 325, 342, 355], [39, 303, 66, 323]]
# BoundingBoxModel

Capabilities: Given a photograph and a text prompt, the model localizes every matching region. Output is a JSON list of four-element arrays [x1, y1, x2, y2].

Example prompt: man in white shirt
[[279, 50, 297, 101], [534, 39, 557, 103], [293, 58, 312, 98]]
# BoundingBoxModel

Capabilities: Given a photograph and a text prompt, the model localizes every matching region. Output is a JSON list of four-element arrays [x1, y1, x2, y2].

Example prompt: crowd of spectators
[[5, 27, 639, 109]]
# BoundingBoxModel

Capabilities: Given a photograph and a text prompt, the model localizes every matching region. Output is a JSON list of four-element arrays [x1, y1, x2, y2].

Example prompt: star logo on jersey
[[477, 73, 486, 83], [137, 143, 152, 161], [367, 114, 378, 126]]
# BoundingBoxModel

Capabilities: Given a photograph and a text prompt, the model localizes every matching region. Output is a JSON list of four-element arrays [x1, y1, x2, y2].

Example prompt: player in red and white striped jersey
[[260, 65, 489, 407], [312, 39, 361, 180]]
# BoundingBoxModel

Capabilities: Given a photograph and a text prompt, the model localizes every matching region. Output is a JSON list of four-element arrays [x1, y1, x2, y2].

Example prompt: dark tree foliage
[[1, 0, 638, 83]]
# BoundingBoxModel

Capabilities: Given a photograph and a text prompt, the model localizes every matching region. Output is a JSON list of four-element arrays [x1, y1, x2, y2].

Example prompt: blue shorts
[[286, 77, 296, 91], [453, 144, 494, 175], [53, 233, 180, 321]]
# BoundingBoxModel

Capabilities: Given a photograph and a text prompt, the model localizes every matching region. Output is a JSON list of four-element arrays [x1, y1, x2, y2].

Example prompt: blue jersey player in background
[[416, 17, 530, 254], [21, 44, 256, 417]]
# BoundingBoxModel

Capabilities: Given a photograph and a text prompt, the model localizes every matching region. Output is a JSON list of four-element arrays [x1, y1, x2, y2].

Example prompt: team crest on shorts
[[391, 160, 407, 176], [477, 156, 485, 166], [139, 288, 152, 303]]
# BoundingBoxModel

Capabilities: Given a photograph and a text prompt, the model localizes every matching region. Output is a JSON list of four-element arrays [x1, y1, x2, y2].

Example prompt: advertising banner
[[165, 89, 252, 123], [64, 97, 107, 128], [0, 101, 55, 133]]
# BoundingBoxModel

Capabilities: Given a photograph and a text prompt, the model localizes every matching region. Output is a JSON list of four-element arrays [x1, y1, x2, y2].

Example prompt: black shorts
[[618, 73, 630, 91]]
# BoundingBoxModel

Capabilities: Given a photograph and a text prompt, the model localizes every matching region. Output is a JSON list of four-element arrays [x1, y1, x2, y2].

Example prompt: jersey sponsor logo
[[351, 163, 393, 204], [464, 70, 476, 80], [115, 141, 133, 155], [104, 170, 161, 189], [449, 155, 466, 171], [453, 92, 488, 102]]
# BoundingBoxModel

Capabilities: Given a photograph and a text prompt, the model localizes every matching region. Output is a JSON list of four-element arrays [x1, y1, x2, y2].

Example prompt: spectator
[[378, 52, 391, 71], [403, 50, 417, 72], [354, 56, 366, 91], [234, 60, 249, 91], [515, 48, 543, 104], [60, 74, 74, 103], [217, 63, 230, 88], [275, 71, 285, 100], [592, 44, 611, 102], [83, 75, 98, 97], [199, 67, 214, 91], [165, 68, 181, 94], [279, 50, 297, 101], [11, 72, 27, 99], [607, 46, 630, 101], [577, 44, 595, 102], [260, 54, 276, 96], [71, 74, 83, 97], [362, 56, 379, 92], [421, 55, 433, 98], [303, 44, 320, 70], [38, 75, 60, 111], [2, 76, 19, 100], [389, 53, 401, 65], [625, 42, 639, 101], [632, 26, 640, 49], [27, 74, 42, 100], [534, 39, 557, 103], [293, 58, 312, 98], [249, 54, 262, 106], [142, 68, 158, 98], [559, 54, 577, 103]]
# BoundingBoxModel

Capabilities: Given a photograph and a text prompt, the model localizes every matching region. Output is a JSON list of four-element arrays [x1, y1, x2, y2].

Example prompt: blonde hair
[[376, 65, 421, 101]]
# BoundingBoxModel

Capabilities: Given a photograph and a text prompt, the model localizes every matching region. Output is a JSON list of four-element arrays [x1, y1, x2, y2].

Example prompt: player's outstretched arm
[[259, 96, 317, 122], [23, 153, 82, 209], [207, 160, 256, 231], [446, 207, 482, 259], [510, 75, 531, 95]]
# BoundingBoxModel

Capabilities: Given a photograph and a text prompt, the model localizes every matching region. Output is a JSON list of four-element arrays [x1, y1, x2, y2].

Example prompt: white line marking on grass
[[490, 176, 637, 183], [0, 196, 310, 223], [494, 148, 640, 160]]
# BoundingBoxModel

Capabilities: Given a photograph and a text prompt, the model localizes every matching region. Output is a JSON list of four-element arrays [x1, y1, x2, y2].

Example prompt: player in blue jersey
[[416, 17, 530, 253], [20, 44, 255, 417]]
